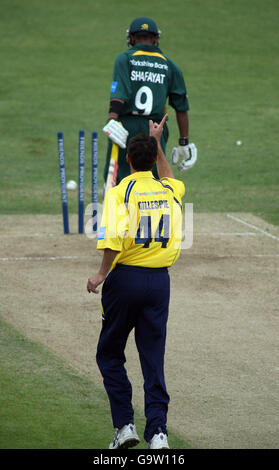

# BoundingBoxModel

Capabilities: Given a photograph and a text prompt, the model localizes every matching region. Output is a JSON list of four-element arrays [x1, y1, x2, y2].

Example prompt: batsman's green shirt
[[110, 44, 189, 121]]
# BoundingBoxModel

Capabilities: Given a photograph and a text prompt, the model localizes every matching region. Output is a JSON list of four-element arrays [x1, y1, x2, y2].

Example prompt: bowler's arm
[[156, 140, 174, 179], [149, 114, 174, 179]]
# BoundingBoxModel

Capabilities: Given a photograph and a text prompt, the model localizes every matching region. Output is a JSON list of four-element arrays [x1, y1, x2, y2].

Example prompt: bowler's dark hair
[[127, 134, 157, 171]]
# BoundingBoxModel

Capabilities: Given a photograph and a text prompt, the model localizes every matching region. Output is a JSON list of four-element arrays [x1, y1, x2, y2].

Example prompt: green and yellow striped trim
[[132, 51, 167, 61]]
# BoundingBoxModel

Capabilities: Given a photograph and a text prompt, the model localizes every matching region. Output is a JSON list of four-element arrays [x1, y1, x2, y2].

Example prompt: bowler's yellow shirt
[[97, 171, 185, 269]]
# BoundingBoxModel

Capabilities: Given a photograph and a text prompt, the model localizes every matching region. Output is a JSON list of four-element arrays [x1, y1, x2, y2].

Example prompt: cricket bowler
[[87, 115, 185, 449]]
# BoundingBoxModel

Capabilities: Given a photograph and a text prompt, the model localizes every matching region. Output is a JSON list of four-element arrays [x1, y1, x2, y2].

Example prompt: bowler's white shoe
[[109, 424, 140, 449], [149, 432, 169, 449]]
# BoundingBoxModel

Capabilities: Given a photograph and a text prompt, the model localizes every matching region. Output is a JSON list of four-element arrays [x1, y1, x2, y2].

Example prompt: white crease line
[[195, 232, 257, 236], [188, 254, 279, 258], [0, 256, 88, 261], [227, 214, 279, 242], [1, 254, 278, 262], [224, 254, 279, 258], [0, 233, 57, 238], [0, 231, 257, 239]]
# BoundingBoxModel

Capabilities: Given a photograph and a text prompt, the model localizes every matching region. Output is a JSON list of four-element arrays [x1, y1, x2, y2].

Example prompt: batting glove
[[171, 143, 198, 171], [103, 119, 129, 149]]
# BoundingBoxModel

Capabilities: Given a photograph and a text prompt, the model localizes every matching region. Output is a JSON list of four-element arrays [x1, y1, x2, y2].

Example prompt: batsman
[[103, 16, 197, 191]]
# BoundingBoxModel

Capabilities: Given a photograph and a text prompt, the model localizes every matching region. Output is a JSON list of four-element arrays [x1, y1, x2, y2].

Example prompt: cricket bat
[[104, 143, 119, 196]]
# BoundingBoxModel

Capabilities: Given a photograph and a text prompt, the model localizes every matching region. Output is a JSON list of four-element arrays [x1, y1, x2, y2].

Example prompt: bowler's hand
[[87, 273, 106, 294], [149, 114, 168, 142]]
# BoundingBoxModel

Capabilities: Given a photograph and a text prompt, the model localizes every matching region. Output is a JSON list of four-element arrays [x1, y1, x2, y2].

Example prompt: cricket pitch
[[1, 212, 279, 449]]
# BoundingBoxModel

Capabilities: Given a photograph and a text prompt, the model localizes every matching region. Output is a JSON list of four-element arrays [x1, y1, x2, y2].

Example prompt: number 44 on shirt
[[135, 214, 170, 248]]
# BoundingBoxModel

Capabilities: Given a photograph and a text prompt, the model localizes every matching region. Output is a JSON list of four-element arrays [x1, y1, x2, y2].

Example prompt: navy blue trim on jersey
[[153, 178, 174, 192], [154, 178, 182, 211], [124, 180, 136, 207], [173, 196, 182, 210]]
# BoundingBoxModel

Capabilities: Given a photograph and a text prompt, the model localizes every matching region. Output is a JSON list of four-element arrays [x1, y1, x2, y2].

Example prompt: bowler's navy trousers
[[96, 264, 170, 442]]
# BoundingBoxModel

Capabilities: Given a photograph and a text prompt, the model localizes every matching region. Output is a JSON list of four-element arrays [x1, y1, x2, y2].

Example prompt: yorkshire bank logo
[[141, 23, 149, 30]]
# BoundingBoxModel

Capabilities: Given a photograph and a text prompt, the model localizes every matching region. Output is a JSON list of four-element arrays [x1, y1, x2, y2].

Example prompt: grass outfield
[[0, 0, 278, 224], [0, 318, 189, 449]]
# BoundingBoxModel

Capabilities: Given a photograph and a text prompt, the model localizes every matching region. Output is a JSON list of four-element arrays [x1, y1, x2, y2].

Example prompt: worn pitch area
[[1, 213, 278, 449]]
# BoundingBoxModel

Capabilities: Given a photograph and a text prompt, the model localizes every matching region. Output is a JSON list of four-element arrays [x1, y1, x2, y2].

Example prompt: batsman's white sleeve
[[103, 119, 129, 149]]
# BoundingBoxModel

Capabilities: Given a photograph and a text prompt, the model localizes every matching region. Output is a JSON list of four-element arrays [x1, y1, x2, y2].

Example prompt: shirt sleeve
[[97, 187, 129, 252], [168, 59, 189, 112], [110, 53, 131, 103], [160, 177, 185, 200]]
